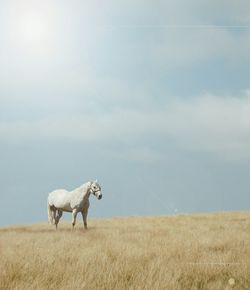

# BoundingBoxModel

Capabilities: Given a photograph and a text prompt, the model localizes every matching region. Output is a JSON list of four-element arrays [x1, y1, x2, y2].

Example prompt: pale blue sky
[[0, 0, 250, 225]]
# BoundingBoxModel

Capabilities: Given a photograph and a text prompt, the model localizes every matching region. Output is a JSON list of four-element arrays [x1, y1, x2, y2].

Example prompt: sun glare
[[9, 2, 58, 55], [15, 10, 52, 52], [19, 13, 47, 44]]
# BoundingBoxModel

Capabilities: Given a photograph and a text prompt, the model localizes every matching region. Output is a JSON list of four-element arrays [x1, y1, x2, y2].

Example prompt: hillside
[[0, 212, 250, 290]]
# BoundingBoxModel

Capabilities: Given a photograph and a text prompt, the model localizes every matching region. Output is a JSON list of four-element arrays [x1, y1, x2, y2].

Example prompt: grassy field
[[0, 212, 250, 290]]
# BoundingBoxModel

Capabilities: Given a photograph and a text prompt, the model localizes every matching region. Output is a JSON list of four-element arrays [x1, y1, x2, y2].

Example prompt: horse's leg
[[52, 208, 56, 225], [55, 210, 63, 230], [72, 209, 77, 229], [81, 210, 88, 230], [54, 209, 58, 230]]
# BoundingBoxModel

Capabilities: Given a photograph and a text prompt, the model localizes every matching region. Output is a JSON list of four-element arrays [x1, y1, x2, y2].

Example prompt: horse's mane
[[77, 181, 91, 193]]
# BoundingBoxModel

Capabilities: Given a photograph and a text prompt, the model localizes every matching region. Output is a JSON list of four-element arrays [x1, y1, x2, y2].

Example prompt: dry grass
[[0, 212, 250, 290]]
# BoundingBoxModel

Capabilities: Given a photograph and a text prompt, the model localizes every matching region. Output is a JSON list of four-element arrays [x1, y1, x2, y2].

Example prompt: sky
[[0, 0, 250, 225]]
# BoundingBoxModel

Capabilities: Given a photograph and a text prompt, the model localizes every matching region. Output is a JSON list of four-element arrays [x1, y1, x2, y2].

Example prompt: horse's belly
[[58, 206, 72, 212], [48, 190, 72, 212], [54, 200, 72, 212]]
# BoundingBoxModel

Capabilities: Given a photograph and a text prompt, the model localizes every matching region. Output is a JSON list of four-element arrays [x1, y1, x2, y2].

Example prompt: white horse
[[47, 180, 102, 230]]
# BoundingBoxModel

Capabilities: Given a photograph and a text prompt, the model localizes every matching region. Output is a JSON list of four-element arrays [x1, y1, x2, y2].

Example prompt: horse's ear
[[95, 179, 98, 183]]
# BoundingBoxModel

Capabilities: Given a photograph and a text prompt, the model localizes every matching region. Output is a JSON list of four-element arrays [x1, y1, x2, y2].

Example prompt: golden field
[[0, 212, 249, 290]]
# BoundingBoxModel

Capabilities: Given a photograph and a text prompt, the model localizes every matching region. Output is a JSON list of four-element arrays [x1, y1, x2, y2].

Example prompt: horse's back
[[48, 189, 72, 211]]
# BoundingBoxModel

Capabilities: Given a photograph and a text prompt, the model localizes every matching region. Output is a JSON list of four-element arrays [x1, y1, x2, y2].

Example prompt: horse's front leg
[[72, 209, 78, 229], [81, 210, 88, 230]]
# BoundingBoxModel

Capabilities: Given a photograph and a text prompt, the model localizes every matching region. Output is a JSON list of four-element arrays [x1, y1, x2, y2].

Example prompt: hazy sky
[[1, 0, 250, 225]]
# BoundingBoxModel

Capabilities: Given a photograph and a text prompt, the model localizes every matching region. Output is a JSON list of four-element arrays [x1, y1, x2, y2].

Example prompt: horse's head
[[90, 180, 102, 200]]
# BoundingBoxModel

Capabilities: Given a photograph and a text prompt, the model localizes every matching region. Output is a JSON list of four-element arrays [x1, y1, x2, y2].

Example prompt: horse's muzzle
[[98, 195, 102, 200]]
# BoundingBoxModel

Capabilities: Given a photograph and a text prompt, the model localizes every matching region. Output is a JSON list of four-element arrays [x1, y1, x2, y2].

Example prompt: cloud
[[94, 0, 250, 26], [1, 91, 250, 161], [146, 27, 250, 70], [162, 91, 250, 159], [1, 0, 250, 80], [1, 0, 250, 162]]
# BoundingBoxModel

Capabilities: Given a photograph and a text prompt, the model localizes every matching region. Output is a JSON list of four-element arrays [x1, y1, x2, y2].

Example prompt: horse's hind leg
[[55, 210, 63, 230], [72, 209, 77, 230], [52, 208, 56, 225]]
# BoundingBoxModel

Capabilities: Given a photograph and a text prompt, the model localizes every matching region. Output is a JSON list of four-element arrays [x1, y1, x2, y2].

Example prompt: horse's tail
[[47, 199, 53, 224]]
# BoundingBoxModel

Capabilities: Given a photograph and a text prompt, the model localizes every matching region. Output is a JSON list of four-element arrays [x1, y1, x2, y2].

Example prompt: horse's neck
[[83, 188, 91, 200], [77, 183, 91, 200]]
